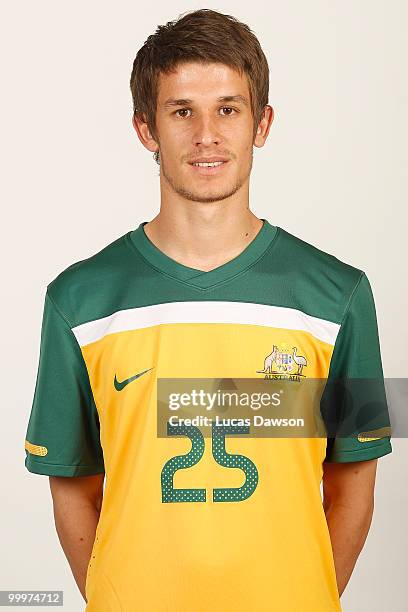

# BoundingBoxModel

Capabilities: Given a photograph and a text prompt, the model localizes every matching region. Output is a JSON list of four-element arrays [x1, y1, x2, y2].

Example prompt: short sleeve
[[322, 273, 392, 463], [24, 290, 105, 476]]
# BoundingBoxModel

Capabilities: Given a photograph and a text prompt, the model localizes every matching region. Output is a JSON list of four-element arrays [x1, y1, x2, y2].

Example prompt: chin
[[178, 185, 243, 204], [162, 162, 245, 203]]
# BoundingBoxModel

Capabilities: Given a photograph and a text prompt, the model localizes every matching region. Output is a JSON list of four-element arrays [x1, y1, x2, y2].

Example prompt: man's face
[[152, 62, 260, 204]]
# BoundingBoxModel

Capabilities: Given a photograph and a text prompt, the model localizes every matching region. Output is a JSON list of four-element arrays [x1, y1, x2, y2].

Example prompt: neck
[[142, 206, 264, 272]]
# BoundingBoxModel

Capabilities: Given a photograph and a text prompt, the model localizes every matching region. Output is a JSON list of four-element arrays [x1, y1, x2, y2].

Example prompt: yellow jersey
[[25, 219, 392, 611]]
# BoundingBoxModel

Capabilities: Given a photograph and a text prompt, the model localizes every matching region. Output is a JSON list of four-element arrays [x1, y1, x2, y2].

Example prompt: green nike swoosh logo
[[114, 367, 154, 391]]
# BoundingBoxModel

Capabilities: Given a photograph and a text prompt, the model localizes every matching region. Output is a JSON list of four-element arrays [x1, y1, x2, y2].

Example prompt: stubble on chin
[[159, 152, 253, 204]]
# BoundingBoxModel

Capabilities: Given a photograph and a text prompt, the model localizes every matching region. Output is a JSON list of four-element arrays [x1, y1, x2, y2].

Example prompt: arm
[[49, 473, 105, 602], [322, 458, 378, 597]]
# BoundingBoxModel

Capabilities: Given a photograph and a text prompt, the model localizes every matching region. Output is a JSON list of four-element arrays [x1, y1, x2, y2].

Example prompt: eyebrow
[[163, 95, 249, 108]]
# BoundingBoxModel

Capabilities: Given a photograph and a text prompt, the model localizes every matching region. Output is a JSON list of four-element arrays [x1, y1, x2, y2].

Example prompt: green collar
[[129, 218, 278, 289]]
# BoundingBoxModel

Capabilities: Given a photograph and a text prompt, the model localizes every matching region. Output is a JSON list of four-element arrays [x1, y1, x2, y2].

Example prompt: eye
[[220, 107, 236, 116], [175, 108, 191, 118]]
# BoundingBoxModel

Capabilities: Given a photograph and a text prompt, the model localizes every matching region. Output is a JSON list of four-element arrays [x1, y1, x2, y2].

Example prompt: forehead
[[157, 62, 250, 103]]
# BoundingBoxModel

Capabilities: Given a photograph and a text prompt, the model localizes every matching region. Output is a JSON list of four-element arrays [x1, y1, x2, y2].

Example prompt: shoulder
[[45, 231, 134, 327], [276, 226, 363, 280], [271, 226, 367, 324]]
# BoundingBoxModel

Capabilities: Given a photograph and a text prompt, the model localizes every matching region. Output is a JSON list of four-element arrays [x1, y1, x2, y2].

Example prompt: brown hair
[[129, 9, 269, 161]]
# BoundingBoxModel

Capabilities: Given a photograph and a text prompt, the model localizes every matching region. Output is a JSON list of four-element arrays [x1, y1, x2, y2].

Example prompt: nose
[[192, 114, 221, 147]]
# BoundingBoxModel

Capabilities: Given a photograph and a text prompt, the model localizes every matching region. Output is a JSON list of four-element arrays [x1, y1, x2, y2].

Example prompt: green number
[[161, 423, 206, 503], [212, 422, 259, 502], [161, 421, 259, 503]]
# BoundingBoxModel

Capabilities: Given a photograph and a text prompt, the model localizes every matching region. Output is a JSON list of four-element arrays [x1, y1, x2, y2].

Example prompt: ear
[[253, 105, 274, 148], [132, 113, 159, 154]]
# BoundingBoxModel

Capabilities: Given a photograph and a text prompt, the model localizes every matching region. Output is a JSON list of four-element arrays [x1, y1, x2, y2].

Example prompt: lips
[[188, 157, 230, 164], [188, 160, 229, 174]]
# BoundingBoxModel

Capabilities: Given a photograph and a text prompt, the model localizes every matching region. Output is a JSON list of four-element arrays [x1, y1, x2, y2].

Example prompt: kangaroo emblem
[[256, 345, 279, 374], [257, 345, 308, 377]]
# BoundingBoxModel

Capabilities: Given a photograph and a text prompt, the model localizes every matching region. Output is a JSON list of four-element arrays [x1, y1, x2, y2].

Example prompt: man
[[24, 8, 392, 611]]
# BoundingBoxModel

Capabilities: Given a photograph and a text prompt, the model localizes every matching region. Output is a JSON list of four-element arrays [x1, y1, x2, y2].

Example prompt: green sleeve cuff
[[325, 438, 392, 463], [25, 455, 105, 477]]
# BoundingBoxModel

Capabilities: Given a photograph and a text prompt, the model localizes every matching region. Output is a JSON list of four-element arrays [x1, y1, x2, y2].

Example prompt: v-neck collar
[[128, 218, 278, 290]]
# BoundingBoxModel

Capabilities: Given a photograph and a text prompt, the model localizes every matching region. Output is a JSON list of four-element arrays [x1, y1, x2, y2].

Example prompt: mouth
[[188, 160, 229, 175]]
